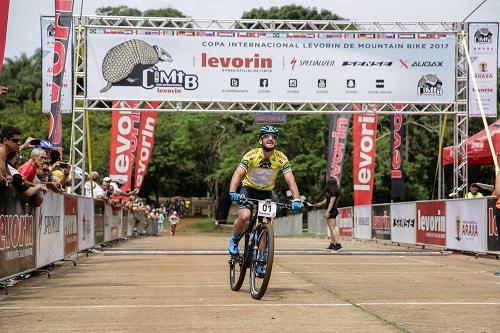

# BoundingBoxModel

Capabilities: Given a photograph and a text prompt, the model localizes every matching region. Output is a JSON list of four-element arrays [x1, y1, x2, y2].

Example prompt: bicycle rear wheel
[[229, 232, 249, 291], [249, 223, 274, 300]]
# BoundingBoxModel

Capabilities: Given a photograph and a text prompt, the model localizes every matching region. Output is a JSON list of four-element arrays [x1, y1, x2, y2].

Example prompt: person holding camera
[[0, 126, 22, 191]]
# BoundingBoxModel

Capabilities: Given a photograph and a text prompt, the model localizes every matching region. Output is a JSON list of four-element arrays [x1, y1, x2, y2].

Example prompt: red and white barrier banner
[[104, 205, 122, 242], [0, 188, 35, 280], [41, 16, 72, 114], [468, 22, 498, 118], [372, 204, 390, 240], [109, 101, 141, 195], [48, 0, 73, 148], [337, 207, 353, 238], [36, 192, 64, 268], [390, 104, 405, 199], [327, 113, 351, 186], [446, 198, 487, 252], [390, 202, 416, 244], [353, 107, 378, 205], [353, 205, 371, 240], [0, 0, 10, 72], [77, 196, 94, 251], [63, 195, 78, 256], [416, 200, 446, 246], [134, 107, 159, 190]]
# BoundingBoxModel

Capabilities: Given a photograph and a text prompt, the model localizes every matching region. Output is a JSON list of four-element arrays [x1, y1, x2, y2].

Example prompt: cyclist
[[228, 126, 303, 274], [169, 210, 180, 235]]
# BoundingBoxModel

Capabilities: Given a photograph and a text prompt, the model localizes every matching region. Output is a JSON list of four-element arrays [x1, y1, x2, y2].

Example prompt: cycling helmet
[[258, 126, 279, 139], [40, 140, 54, 150], [116, 176, 126, 186]]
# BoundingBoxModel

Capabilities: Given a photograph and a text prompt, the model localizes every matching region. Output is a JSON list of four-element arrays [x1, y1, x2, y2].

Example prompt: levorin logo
[[417, 74, 443, 96]]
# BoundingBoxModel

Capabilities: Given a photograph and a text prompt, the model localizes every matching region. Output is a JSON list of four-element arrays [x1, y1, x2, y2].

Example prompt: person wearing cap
[[85, 171, 104, 198], [465, 182, 484, 198]]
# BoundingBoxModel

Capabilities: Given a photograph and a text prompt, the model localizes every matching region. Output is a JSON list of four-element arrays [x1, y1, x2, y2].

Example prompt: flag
[[134, 103, 160, 190], [326, 114, 351, 188], [390, 104, 405, 199], [48, 0, 73, 150], [0, 0, 10, 72]]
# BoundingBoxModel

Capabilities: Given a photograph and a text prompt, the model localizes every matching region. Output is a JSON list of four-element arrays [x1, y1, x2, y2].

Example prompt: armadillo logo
[[474, 28, 493, 43], [100, 39, 198, 92]]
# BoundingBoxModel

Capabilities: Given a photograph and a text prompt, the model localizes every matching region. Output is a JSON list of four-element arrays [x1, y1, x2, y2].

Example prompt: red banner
[[327, 113, 351, 187], [109, 101, 140, 195], [63, 195, 78, 256], [416, 201, 446, 246], [352, 104, 378, 206], [134, 105, 159, 190], [48, 0, 73, 149], [0, 0, 10, 71], [390, 104, 405, 199]]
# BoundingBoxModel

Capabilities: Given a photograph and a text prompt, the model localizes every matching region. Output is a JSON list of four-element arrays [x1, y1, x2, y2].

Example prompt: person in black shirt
[[315, 178, 342, 251]]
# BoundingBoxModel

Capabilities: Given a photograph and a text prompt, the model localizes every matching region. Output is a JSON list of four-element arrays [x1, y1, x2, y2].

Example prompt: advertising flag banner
[[353, 110, 378, 206], [390, 202, 416, 244], [353, 205, 372, 240], [390, 104, 405, 199], [36, 192, 64, 268], [48, 0, 74, 148], [446, 198, 487, 252], [109, 101, 140, 196], [372, 204, 391, 240], [416, 200, 446, 246], [86, 28, 456, 103], [0, 189, 35, 280], [134, 106, 159, 190], [63, 195, 78, 256], [41, 16, 72, 113], [327, 114, 351, 187], [468, 23, 498, 118], [0, 0, 9, 71], [77, 196, 94, 251]]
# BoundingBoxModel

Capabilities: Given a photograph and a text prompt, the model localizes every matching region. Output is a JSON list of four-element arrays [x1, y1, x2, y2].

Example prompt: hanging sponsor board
[[36, 192, 64, 268], [0, 189, 35, 280], [468, 23, 498, 118], [77, 196, 94, 251], [353, 205, 372, 239], [415, 200, 446, 246], [446, 198, 487, 252], [41, 16, 72, 114], [86, 29, 456, 103], [372, 204, 391, 240], [390, 202, 416, 244], [338, 207, 353, 237]]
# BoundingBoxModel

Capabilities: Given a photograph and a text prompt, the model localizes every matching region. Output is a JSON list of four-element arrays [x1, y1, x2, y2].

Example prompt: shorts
[[327, 208, 339, 219], [237, 186, 272, 210]]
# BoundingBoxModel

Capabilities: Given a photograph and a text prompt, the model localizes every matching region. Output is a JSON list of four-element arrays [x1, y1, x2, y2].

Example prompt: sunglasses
[[261, 134, 278, 140], [9, 138, 21, 144]]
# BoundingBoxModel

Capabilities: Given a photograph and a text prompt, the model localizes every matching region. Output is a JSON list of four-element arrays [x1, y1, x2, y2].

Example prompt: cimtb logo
[[417, 74, 443, 96]]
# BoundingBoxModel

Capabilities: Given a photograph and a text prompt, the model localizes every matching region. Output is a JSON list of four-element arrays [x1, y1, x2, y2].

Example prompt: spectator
[[313, 177, 342, 251], [7, 149, 47, 203], [0, 85, 7, 97], [0, 126, 22, 190], [48, 150, 71, 189], [18, 147, 47, 183], [465, 183, 483, 198], [84, 171, 103, 197]]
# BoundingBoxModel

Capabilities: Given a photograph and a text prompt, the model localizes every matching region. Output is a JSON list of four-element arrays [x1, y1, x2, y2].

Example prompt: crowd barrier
[[302, 197, 499, 254], [273, 213, 302, 236], [0, 189, 157, 282]]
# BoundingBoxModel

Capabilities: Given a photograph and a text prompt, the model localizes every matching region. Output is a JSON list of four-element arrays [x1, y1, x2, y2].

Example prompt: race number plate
[[257, 200, 277, 218]]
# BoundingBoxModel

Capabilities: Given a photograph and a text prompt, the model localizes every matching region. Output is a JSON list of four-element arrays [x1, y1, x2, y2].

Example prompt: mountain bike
[[228, 197, 291, 300]]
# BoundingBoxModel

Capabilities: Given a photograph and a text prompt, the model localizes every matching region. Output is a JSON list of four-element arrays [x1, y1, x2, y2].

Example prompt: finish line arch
[[70, 16, 469, 197]]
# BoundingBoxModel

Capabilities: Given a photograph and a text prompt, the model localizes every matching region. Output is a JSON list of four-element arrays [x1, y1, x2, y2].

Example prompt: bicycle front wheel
[[229, 232, 249, 291], [249, 223, 274, 300]]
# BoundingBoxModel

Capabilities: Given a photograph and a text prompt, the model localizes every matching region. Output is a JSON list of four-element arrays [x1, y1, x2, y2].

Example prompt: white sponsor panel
[[104, 205, 123, 242], [468, 23, 498, 118], [86, 29, 456, 103], [390, 202, 416, 244], [36, 192, 64, 268], [446, 198, 487, 252], [40, 16, 73, 113], [77, 196, 95, 251], [354, 205, 372, 239]]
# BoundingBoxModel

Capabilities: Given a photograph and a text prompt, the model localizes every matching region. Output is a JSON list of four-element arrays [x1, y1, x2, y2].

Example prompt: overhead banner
[[109, 101, 140, 195], [86, 28, 456, 103], [41, 16, 72, 113], [468, 23, 498, 118], [134, 107, 159, 190], [48, 0, 73, 148], [390, 104, 405, 199], [327, 113, 351, 187], [353, 109, 378, 206]]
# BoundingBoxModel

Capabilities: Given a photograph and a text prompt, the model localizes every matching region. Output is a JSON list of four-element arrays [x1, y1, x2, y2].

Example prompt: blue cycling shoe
[[228, 238, 239, 255], [255, 260, 266, 278]]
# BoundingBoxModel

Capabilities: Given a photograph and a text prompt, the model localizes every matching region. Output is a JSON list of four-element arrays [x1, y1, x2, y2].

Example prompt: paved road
[[1, 231, 499, 332]]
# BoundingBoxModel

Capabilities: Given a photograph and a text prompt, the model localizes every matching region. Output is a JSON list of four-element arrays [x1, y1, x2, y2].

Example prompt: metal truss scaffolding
[[70, 17, 468, 196]]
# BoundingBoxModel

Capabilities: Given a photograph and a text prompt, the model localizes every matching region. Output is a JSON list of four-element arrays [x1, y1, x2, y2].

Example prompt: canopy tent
[[442, 119, 500, 166]]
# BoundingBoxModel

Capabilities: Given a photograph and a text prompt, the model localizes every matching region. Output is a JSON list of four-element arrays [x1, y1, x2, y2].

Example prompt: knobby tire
[[250, 222, 274, 300], [229, 232, 249, 291]]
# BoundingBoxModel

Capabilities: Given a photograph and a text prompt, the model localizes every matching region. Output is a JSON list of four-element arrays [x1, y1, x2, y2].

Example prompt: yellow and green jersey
[[239, 148, 291, 191]]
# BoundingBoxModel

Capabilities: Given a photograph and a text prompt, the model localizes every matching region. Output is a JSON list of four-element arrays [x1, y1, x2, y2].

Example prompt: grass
[[179, 218, 233, 234]]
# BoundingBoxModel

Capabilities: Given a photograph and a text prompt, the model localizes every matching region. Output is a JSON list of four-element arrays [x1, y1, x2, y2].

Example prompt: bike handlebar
[[237, 196, 292, 210]]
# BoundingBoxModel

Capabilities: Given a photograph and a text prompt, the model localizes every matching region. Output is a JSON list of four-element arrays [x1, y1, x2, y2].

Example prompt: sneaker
[[326, 243, 336, 250], [228, 238, 239, 256], [495, 270, 500, 276], [255, 262, 266, 278], [333, 243, 343, 252]]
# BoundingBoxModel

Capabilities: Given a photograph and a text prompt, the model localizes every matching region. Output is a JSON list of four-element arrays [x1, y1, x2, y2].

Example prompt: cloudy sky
[[4, 0, 500, 58]]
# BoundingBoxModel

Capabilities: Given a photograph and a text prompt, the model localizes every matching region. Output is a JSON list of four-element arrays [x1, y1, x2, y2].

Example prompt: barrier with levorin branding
[[0, 190, 157, 282]]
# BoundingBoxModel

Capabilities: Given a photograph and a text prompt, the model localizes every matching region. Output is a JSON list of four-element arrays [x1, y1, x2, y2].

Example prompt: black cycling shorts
[[237, 186, 272, 210], [327, 207, 339, 219]]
